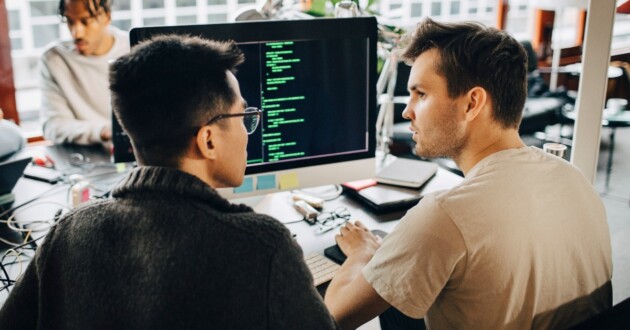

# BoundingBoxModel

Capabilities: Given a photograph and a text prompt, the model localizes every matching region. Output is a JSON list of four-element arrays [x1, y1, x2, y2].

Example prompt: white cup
[[334, 0, 359, 17], [543, 143, 567, 158], [606, 98, 627, 114]]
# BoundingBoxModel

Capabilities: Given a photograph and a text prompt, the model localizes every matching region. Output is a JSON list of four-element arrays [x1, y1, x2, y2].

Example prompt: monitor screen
[[115, 17, 377, 198]]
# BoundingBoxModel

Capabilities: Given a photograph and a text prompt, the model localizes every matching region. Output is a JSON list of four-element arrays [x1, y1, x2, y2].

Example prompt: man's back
[[364, 146, 611, 329], [436, 146, 611, 327], [0, 167, 337, 329]]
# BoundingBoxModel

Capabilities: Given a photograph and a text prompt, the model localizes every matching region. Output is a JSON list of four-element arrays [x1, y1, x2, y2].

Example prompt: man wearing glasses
[[40, 0, 129, 145], [0, 35, 338, 329]]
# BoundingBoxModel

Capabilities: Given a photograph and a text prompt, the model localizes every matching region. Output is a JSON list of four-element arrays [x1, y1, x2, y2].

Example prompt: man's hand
[[326, 221, 390, 329], [336, 221, 382, 263]]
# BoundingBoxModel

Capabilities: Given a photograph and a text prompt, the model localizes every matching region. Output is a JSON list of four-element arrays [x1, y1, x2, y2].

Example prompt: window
[[207, 13, 227, 23], [411, 3, 422, 17], [143, 0, 164, 9], [8, 10, 20, 30], [450, 1, 460, 15], [29, 1, 58, 17], [613, 14, 630, 49], [208, 0, 227, 5], [431, 2, 442, 16], [112, 0, 132, 10], [5, 0, 630, 137], [10, 38, 23, 51], [176, 0, 196, 6], [32, 24, 59, 48], [144, 17, 165, 26], [176, 15, 197, 25], [112, 19, 132, 31]]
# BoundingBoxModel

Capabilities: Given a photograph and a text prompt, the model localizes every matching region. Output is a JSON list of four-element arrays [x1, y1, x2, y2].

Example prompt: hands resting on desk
[[335, 221, 382, 262]]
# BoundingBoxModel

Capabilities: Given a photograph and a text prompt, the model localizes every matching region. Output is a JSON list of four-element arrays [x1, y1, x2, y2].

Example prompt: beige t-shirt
[[364, 146, 612, 329]]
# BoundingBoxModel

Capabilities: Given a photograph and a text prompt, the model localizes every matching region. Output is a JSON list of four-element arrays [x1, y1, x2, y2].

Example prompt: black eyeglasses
[[202, 107, 262, 135], [314, 207, 351, 234]]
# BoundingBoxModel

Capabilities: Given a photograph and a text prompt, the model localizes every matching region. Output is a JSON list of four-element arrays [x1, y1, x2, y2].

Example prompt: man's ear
[[463, 86, 488, 122], [195, 126, 218, 160]]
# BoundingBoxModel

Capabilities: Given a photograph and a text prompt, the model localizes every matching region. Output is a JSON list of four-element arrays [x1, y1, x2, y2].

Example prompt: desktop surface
[[1, 143, 463, 305]]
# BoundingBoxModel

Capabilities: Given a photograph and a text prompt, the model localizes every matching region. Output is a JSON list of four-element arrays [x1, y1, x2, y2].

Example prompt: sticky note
[[257, 174, 276, 190], [234, 177, 254, 194], [278, 172, 299, 190], [116, 163, 126, 173]]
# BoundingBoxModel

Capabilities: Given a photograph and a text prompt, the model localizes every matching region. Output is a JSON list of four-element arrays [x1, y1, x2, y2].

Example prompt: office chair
[[568, 296, 630, 329]]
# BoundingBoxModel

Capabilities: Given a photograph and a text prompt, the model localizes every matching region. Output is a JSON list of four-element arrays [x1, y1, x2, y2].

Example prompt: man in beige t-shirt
[[324, 18, 612, 329]]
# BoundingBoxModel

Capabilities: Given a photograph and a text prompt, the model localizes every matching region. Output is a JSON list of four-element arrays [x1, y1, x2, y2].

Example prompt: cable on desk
[[282, 218, 307, 225], [292, 184, 344, 201], [2, 249, 24, 280], [0, 244, 34, 292], [3, 201, 68, 233], [0, 203, 67, 248], [0, 183, 67, 219]]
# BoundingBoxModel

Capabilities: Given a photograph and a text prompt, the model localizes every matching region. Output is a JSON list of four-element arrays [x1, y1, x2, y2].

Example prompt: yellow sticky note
[[278, 172, 299, 190], [116, 163, 126, 173]]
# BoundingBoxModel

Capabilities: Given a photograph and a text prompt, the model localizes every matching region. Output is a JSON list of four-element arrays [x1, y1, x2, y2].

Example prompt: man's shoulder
[[58, 196, 293, 251], [41, 40, 75, 62], [109, 26, 130, 54]]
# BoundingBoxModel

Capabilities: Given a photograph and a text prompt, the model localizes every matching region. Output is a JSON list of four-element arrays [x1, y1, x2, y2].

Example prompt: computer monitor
[[113, 17, 377, 198]]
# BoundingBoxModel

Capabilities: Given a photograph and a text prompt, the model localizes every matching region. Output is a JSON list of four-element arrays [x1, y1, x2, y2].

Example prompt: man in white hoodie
[[40, 0, 129, 145]]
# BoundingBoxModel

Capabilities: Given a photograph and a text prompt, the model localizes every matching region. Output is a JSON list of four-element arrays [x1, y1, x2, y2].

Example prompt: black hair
[[59, 0, 112, 17], [399, 18, 527, 129], [109, 35, 245, 167]]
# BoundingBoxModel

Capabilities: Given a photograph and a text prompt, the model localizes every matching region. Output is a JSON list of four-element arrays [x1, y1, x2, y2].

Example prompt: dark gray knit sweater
[[0, 166, 338, 329]]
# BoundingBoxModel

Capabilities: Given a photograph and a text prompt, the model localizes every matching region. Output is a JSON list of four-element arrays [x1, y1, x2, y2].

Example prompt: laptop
[[342, 182, 423, 213], [0, 157, 32, 200]]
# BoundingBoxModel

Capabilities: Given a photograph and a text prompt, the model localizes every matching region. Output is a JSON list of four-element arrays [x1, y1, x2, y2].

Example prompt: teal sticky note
[[234, 177, 254, 194], [257, 174, 276, 190]]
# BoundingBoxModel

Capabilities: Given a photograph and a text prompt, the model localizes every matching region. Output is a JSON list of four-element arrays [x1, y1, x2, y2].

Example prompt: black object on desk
[[0, 157, 32, 205], [0, 157, 32, 194], [324, 229, 388, 264], [342, 182, 422, 213], [23, 165, 63, 184]]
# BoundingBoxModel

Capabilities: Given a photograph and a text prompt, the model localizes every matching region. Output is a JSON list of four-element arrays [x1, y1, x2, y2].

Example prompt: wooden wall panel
[[0, 0, 18, 124]]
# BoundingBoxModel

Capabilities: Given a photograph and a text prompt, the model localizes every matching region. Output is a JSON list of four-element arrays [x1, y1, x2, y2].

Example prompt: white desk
[[236, 167, 464, 255]]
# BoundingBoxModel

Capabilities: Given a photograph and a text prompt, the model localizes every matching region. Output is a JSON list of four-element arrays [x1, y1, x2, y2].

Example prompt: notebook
[[0, 157, 32, 196], [342, 181, 422, 213], [376, 158, 438, 188]]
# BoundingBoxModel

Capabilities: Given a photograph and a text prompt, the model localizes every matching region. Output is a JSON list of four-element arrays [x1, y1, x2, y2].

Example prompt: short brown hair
[[399, 18, 527, 129]]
